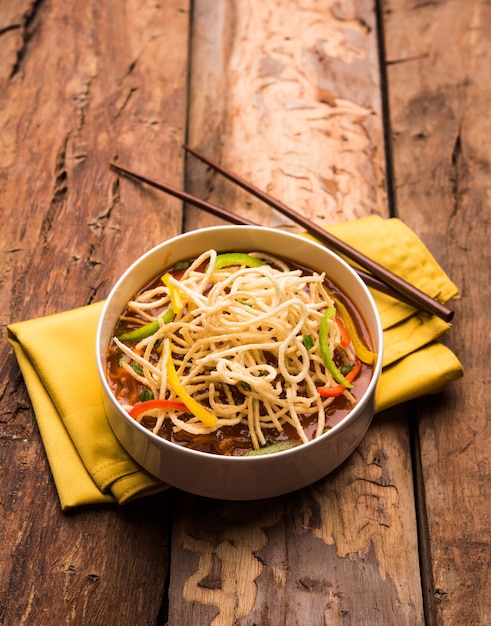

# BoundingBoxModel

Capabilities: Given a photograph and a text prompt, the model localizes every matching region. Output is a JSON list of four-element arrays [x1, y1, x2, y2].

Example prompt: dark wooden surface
[[1, 1, 488, 624], [385, 1, 491, 622]]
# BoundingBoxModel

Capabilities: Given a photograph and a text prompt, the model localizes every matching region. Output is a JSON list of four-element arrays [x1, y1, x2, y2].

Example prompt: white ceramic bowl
[[96, 226, 383, 500]]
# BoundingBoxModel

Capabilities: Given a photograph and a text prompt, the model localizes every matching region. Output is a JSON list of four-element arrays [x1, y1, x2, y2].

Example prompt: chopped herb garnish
[[132, 362, 144, 375], [140, 389, 154, 402], [303, 334, 315, 350], [175, 260, 190, 270], [241, 381, 252, 392]]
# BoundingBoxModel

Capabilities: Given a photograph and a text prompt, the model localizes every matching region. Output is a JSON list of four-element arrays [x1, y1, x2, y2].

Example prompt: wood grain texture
[[0, 0, 189, 623], [169, 413, 422, 625], [2, 0, 483, 623], [384, 0, 490, 623], [167, 1, 424, 624], [185, 0, 387, 231]]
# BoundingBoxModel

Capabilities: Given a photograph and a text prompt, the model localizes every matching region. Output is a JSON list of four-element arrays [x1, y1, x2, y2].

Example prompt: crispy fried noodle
[[109, 250, 369, 453]]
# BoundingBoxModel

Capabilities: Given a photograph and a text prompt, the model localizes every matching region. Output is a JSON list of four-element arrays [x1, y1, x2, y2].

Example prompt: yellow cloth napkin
[[7, 217, 463, 510]]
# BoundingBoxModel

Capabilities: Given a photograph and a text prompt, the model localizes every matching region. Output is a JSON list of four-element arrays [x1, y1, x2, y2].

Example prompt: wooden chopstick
[[109, 159, 454, 322], [110, 162, 258, 226], [184, 147, 455, 322], [109, 162, 403, 300]]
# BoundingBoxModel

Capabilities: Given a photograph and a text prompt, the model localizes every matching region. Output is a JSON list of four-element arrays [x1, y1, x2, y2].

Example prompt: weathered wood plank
[[169, 413, 421, 625], [168, 1, 424, 624], [384, 0, 491, 623], [0, 0, 189, 623], [185, 0, 387, 231]]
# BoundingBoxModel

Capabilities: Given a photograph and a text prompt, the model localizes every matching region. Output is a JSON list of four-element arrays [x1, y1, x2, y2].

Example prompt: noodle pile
[[110, 250, 359, 452]]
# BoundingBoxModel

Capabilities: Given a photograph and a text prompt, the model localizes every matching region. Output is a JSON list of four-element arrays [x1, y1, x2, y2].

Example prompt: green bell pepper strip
[[317, 360, 361, 397], [117, 307, 174, 342], [319, 306, 353, 388], [244, 440, 302, 456], [212, 252, 265, 271]]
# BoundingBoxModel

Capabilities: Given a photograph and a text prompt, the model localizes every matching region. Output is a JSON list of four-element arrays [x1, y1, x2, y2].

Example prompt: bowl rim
[[96, 225, 384, 462]]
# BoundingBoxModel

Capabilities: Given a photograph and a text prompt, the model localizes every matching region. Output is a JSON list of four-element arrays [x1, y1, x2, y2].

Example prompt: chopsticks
[[109, 153, 454, 322], [110, 162, 395, 297]]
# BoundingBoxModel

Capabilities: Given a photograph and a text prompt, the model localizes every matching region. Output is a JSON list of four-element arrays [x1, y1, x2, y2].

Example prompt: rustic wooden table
[[1, 1, 489, 624]]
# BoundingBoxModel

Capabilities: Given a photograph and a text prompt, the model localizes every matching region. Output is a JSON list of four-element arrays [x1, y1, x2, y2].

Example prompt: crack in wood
[[449, 128, 462, 220], [386, 53, 429, 66], [88, 177, 121, 234], [0, 361, 35, 440], [40, 135, 69, 245], [451, 130, 462, 168], [0, 23, 21, 37], [74, 77, 95, 131], [296, 576, 332, 592], [114, 87, 138, 119], [9, 0, 46, 79], [411, 0, 439, 10], [87, 573, 100, 584], [434, 588, 448, 604]]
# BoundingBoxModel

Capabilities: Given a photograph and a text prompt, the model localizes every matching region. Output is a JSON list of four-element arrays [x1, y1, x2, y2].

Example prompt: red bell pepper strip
[[336, 316, 350, 347], [129, 398, 188, 419], [317, 361, 361, 397]]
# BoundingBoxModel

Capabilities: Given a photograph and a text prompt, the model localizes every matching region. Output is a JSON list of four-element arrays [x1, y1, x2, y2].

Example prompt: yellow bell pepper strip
[[213, 252, 265, 271], [117, 307, 174, 342], [319, 306, 353, 388], [244, 440, 302, 456], [166, 350, 218, 428], [317, 360, 361, 397], [331, 296, 376, 365], [129, 398, 188, 419], [162, 273, 185, 313]]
